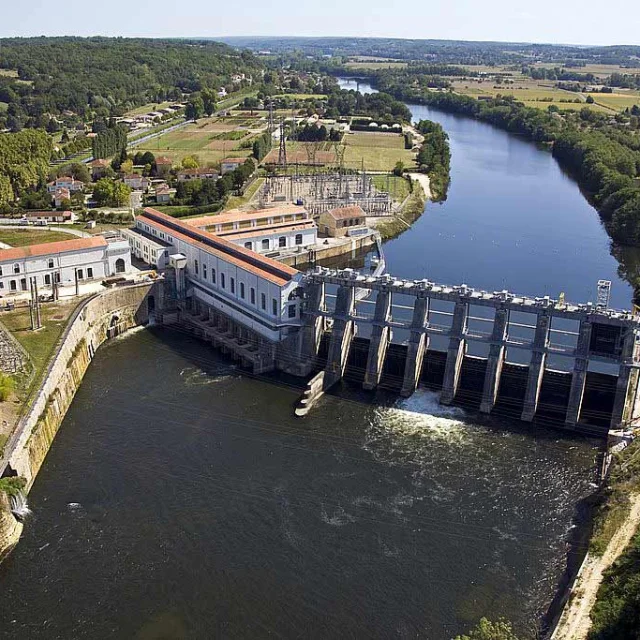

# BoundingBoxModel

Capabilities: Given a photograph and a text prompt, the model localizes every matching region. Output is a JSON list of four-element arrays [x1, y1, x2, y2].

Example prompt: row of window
[[0, 267, 95, 291], [0, 258, 57, 277], [243, 234, 305, 252], [193, 259, 297, 318]]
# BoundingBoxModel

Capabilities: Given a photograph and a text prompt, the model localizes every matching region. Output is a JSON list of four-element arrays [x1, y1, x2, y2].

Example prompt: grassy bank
[[590, 439, 640, 555], [376, 180, 426, 240]]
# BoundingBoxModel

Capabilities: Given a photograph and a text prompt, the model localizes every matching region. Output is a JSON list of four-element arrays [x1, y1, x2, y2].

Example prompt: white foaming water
[[180, 367, 237, 387], [10, 491, 32, 520], [369, 388, 470, 444]]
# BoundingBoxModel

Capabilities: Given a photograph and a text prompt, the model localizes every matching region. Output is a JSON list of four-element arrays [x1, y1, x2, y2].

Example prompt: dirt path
[[407, 172, 432, 200], [553, 493, 640, 640]]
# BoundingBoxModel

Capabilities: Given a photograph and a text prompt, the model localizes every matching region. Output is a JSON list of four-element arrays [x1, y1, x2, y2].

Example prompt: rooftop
[[325, 205, 366, 220], [139, 208, 298, 286], [0, 236, 108, 262], [186, 205, 308, 229]]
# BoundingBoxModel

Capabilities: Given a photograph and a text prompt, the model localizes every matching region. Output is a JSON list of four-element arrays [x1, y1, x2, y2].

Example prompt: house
[[318, 205, 367, 238], [53, 187, 71, 208], [0, 235, 131, 296], [220, 157, 249, 175], [176, 168, 219, 182], [24, 210, 77, 224], [218, 87, 228, 98], [123, 174, 150, 191], [155, 185, 174, 204], [90, 159, 111, 179], [154, 156, 173, 177], [47, 176, 84, 194]]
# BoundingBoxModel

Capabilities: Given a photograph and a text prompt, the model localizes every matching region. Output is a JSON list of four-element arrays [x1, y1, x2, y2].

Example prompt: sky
[[3, 0, 640, 47]]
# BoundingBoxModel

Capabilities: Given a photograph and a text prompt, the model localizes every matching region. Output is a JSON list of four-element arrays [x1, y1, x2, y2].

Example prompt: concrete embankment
[[0, 282, 156, 559]]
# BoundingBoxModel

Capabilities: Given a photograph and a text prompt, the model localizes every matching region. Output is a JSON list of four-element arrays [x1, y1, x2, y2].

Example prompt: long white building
[[0, 236, 131, 294], [136, 208, 304, 341]]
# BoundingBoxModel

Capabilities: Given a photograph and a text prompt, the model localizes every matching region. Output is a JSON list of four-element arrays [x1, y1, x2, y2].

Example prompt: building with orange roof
[[135, 208, 304, 340], [318, 205, 367, 237], [0, 235, 131, 295]]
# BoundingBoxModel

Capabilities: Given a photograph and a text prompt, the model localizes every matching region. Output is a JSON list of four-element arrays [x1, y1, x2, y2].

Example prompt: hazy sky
[[3, 0, 639, 46]]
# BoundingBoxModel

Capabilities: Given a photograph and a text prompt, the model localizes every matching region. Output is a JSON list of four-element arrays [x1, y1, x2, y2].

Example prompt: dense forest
[[0, 37, 263, 130], [0, 129, 52, 207]]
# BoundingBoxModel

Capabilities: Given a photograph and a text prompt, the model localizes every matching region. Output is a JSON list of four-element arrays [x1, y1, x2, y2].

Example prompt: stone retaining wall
[[0, 282, 155, 560]]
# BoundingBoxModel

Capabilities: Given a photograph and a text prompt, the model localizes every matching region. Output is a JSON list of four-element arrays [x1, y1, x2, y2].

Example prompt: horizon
[[3, 0, 639, 47], [0, 34, 638, 50]]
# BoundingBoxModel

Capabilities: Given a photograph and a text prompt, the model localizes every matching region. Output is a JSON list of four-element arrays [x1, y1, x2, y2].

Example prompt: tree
[[393, 161, 405, 176], [112, 182, 132, 207], [201, 88, 217, 116], [120, 159, 134, 175], [181, 155, 200, 169], [92, 178, 114, 206], [454, 618, 519, 640], [70, 191, 86, 209], [186, 96, 205, 121], [586, 95, 595, 104]]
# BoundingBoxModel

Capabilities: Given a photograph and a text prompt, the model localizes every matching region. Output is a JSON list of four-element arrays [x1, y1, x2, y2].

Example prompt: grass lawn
[[1, 299, 84, 404], [372, 175, 411, 202], [343, 132, 414, 171], [0, 69, 18, 78], [0, 229, 72, 247]]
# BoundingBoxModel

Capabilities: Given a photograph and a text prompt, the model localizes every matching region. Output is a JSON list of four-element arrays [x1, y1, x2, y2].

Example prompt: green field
[[0, 229, 73, 247], [224, 177, 265, 210], [372, 175, 411, 202], [592, 92, 640, 112], [0, 69, 18, 78], [343, 132, 414, 171]]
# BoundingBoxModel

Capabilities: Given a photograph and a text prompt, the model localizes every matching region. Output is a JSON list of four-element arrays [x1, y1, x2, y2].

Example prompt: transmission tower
[[278, 118, 287, 169]]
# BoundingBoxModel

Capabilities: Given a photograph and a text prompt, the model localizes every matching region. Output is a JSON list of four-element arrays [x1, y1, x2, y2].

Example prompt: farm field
[[372, 175, 411, 202], [132, 112, 265, 167], [592, 92, 640, 112], [451, 81, 613, 113], [343, 132, 414, 171]]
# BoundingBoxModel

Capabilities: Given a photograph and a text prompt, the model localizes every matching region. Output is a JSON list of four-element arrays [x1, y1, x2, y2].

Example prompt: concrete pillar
[[565, 320, 592, 427], [363, 290, 392, 390], [521, 313, 551, 422], [610, 328, 637, 429], [401, 297, 430, 397], [480, 308, 509, 413], [324, 285, 356, 390], [299, 281, 326, 361], [440, 301, 468, 405]]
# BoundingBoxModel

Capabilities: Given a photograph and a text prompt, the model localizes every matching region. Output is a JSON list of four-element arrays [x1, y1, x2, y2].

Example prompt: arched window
[[115, 258, 126, 274], [221, 273, 225, 289], [261, 239, 269, 251], [211, 268, 216, 284], [295, 234, 303, 245], [278, 236, 286, 248]]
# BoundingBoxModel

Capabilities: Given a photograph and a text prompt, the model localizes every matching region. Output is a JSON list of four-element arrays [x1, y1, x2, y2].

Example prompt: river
[[0, 82, 615, 639]]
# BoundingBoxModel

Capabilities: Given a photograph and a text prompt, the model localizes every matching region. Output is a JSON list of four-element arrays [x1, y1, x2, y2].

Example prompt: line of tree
[[252, 131, 272, 162], [295, 123, 341, 142], [415, 119, 451, 201], [92, 123, 128, 160], [0, 129, 52, 209]]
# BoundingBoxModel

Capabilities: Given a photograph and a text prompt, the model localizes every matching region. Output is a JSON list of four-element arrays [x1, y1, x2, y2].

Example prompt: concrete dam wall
[[0, 282, 155, 559]]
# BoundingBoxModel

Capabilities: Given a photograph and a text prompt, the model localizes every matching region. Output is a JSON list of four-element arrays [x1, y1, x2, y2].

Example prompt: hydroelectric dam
[[130, 209, 640, 437]]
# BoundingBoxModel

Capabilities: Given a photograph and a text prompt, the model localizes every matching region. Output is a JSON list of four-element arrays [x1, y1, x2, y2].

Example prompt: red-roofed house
[[53, 187, 71, 208], [154, 156, 173, 177], [220, 157, 250, 174], [0, 235, 131, 295], [90, 159, 111, 179], [123, 174, 150, 191], [318, 205, 367, 237], [47, 177, 84, 194]]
